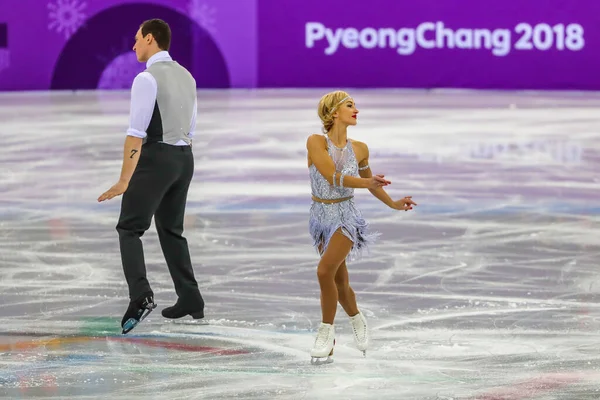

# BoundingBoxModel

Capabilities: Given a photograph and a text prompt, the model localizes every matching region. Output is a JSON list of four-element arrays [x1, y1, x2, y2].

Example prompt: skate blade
[[122, 306, 156, 334], [354, 340, 368, 356], [171, 318, 209, 325], [310, 356, 333, 365]]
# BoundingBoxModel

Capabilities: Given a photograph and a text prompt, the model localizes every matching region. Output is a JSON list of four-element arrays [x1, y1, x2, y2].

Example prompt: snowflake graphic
[[48, 0, 87, 40], [188, 0, 217, 35], [0, 49, 9, 73], [98, 52, 145, 90]]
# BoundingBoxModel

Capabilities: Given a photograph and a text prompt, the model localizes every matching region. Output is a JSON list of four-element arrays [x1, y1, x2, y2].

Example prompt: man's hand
[[98, 136, 142, 203], [98, 179, 129, 202]]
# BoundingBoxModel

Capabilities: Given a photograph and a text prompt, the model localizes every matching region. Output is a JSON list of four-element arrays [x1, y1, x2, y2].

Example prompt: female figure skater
[[306, 90, 416, 364]]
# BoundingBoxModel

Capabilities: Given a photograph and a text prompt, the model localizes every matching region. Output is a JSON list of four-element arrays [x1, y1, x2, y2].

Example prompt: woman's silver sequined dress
[[309, 135, 379, 261]]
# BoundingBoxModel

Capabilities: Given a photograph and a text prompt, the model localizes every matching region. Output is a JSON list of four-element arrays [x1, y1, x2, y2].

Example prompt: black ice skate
[[161, 299, 204, 320], [121, 294, 157, 334]]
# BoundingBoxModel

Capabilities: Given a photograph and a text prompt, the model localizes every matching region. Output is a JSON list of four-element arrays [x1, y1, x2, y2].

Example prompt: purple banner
[[258, 0, 600, 89], [1, 0, 600, 90], [0, 0, 256, 90]]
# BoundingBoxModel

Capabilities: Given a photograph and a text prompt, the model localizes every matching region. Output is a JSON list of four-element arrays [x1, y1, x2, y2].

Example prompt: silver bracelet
[[358, 164, 369, 171], [340, 172, 346, 188]]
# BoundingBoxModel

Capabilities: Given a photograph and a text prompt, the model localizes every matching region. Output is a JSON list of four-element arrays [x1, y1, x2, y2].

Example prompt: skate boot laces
[[315, 323, 332, 348], [351, 313, 366, 336], [350, 312, 368, 354]]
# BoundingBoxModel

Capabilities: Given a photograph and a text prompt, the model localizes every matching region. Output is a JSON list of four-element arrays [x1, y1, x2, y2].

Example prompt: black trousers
[[116, 142, 202, 305]]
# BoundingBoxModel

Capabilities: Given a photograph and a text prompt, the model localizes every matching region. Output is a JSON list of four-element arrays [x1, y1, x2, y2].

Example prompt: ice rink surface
[[1, 89, 600, 399]]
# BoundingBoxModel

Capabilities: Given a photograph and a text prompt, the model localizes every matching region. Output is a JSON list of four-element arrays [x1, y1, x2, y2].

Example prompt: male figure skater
[[98, 19, 204, 333]]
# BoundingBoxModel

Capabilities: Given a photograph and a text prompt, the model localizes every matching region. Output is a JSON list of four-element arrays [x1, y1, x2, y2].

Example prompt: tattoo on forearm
[[130, 149, 138, 159]]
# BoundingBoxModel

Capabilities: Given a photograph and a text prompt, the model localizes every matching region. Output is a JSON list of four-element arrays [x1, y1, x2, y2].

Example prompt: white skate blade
[[310, 356, 333, 365]]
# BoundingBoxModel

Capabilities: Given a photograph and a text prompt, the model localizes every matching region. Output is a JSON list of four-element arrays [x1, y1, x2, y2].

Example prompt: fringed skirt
[[309, 199, 379, 262]]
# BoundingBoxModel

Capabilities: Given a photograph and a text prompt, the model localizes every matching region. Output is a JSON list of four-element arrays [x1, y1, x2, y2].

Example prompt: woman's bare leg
[[335, 260, 359, 317], [317, 229, 353, 324]]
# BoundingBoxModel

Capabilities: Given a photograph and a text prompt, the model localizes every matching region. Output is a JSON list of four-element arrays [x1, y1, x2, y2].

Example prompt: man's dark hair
[[140, 19, 171, 50]]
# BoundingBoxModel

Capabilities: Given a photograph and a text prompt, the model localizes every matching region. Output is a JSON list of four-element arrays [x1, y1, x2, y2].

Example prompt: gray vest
[[144, 61, 196, 145]]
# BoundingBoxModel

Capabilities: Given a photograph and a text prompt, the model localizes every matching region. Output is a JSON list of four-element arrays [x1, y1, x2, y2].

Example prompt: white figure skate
[[310, 322, 335, 365], [349, 311, 368, 356]]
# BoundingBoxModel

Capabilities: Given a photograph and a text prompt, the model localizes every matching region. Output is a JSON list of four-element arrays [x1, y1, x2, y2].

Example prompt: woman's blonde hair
[[317, 90, 351, 133]]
